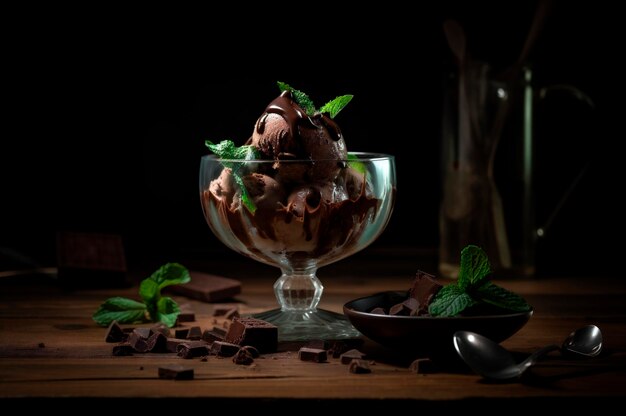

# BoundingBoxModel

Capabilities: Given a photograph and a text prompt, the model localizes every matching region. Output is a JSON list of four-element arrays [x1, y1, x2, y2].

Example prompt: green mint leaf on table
[[475, 281, 531, 312], [429, 245, 531, 317], [92, 297, 147, 327], [319, 95, 354, 119], [92, 263, 191, 327], [205, 140, 258, 213], [457, 244, 491, 290], [277, 81, 317, 115], [428, 285, 476, 317]]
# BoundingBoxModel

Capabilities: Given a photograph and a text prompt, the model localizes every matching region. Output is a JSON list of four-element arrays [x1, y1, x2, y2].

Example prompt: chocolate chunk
[[209, 341, 240, 357], [177, 341, 210, 359], [112, 343, 134, 356], [174, 328, 190, 339], [389, 298, 419, 316], [128, 331, 151, 353], [408, 358, 437, 374], [177, 312, 196, 323], [202, 329, 224, 343], [409, 270, 443, 314], [213, 306, 240, 319], [158, 365, 194, 380], [132, 328, 151, 339], [369, 307, 386, 315], [211, 326, 228, 337], [150, 323, 170, 338], [166, 272, 241, 303], [298, 347, 327, 363], [56, 231, 127, 288], [186, 326, 203, 340], [105, 321, 126, 343], [239, 345, 260, 358], [340, 349, 366, 365], [389, 302, 405, 316], [146, 332, 167, 353], [166, 338, 188, 353], [305, 340, 329, 350], [38, 342, 46, 348], [349, 359, 371, 374], [232, 349, 254, 365], [225, 317, 278, 353], [329, 341, 348, 358]]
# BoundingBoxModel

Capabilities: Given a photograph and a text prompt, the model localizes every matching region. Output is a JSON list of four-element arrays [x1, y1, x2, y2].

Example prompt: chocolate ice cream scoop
[[249, 91, 347, 183]]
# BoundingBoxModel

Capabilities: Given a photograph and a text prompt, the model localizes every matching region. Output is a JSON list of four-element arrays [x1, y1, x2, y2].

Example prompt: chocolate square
[[225, 317, 277, 353]]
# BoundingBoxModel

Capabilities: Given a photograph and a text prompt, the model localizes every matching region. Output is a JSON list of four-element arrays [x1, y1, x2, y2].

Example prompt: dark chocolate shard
[[389, 298, 419, 316], [369, 307, 386, 315], [225, 317, 278, 353], [146, 332, 167, 353], [409, 270, 443, 315], [150, 323, 170, 338], [408, 358, 438, 374], [158, 365, 194, 380], [349, 359, 371, 374], [298, 347, 327, 363], [132, 328, 151, 339], [112, 343, 134, 356], [202, 329, 224, 343], [105, 321, 126, 343], [166, 338, 188, 353], [174, 328, 190, 339], [340, 349, 367, 365], [232, 349, 254, 365], [177, 312, 196, 323], [166, 271, 241, 303], [177, 340, 210, 359], [128, 332, 150, 353], [186, 326, 203, 340], [209, 341, 240, 357]]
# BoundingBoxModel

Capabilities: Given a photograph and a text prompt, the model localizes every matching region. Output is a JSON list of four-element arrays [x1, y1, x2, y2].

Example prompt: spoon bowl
[[454, 325, 603, 380]]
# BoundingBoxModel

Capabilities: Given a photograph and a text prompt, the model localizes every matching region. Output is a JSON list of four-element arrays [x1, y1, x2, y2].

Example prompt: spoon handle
[[520, 344, 560, 370]]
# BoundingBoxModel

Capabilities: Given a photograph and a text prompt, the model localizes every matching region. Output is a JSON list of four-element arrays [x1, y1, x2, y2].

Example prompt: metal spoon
[[453, 325, 603, 380]]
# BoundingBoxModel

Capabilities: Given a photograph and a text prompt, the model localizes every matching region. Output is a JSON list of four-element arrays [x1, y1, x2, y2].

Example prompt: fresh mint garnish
[[92, 263, 191, 327], [319, 95, 353, 119], [428, 245, 531, 317], [347, 153, 367, 175], [205, 139, 259, 213], [277, 81, 317, 115]]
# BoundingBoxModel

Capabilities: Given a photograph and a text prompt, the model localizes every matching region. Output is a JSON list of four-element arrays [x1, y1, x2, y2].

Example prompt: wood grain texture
[[1, 263, 626, 403]]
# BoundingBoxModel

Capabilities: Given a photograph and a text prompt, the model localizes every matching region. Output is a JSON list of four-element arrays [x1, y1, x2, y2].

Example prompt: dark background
[[2, 2, 622, 276]]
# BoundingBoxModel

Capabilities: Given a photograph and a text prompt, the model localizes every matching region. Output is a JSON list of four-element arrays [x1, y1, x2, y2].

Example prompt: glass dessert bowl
[[200, 153, 396, 340]]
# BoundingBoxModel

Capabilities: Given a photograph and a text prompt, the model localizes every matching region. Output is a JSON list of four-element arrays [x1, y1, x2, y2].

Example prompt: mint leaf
[[319, 95, 353, 119], [139, 263, 190, 326], [156, 296, 180, 327], [92, 297, 147, 327], [347, 153, 367, 175], [474, 281, 531, 312], [428, 285, 476, 317], [458, 245, 491, 290], [277, 81, 316, 115], [205, 140, 258, 213]]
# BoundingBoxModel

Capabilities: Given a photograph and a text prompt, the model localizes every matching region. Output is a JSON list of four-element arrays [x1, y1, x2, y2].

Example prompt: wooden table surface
[[2, 253, 626, 409]]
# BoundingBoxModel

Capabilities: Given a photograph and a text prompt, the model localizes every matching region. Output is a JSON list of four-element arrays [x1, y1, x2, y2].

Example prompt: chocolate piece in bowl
[[409, 270, 443, 315], [225, 317, 278, 353]]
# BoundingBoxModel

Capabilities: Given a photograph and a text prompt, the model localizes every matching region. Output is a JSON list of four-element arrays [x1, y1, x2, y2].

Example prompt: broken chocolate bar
[[225, 317, 278, 353], [150, 323, 170, 337], [128, 331, 150, 353], [158, 365, 194, 380], [409, 270, 443, 314], [209, 341, 240, 357], [145, 332, 167, 353], [186, 326, 203, 340], [166, 271, 241, 302], [177, 340, 210, 359], [340, 349, 366, 365], [298, 347, 327, 363], [105, 321, 126, 343], [349, 359, 371, 374]]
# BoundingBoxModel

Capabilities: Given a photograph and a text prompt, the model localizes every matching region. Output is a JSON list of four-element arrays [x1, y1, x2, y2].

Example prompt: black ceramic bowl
[[344, 291, 532, 356]]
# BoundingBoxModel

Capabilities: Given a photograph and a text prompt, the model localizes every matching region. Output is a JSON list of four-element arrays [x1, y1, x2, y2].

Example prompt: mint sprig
[[92, 263, 191, 328], [205, 139, 260, 213], [277, 81, 353, 118], [319, 95, 353, 119], [428, 245, 531, 317]]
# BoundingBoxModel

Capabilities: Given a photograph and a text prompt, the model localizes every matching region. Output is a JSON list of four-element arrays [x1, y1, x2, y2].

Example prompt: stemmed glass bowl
[[200, 152, 395, 340]]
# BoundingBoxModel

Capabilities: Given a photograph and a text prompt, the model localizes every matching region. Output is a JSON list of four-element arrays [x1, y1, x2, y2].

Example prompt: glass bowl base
[[253, 308, 362, 342]]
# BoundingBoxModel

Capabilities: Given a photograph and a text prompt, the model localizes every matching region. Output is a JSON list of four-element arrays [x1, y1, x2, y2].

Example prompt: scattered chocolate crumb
[[158, 365, 194, 380], [200, 356, 208, 362], [349, 359, 371, 374], [139, 366, 144, 370], [298, 347, 327, 363]]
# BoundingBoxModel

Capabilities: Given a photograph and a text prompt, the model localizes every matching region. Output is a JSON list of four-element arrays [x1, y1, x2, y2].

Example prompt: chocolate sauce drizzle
[[256, 90, 343, 147]]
